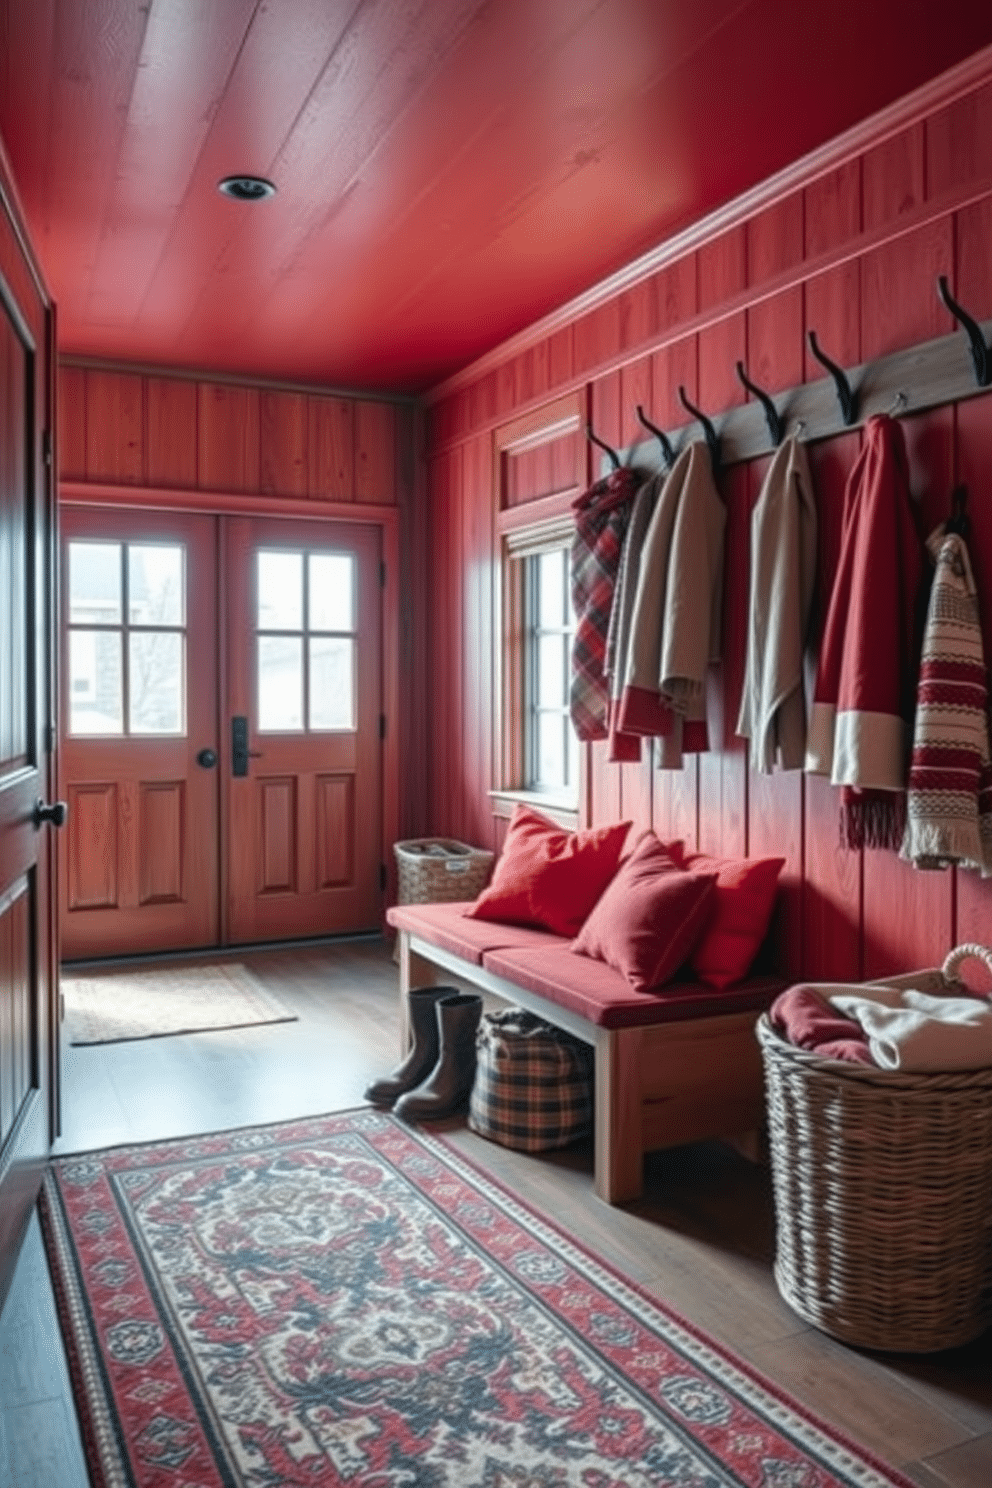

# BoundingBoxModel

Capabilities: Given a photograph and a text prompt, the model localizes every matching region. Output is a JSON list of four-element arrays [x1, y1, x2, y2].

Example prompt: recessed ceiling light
[[218, 175, 276, 202]]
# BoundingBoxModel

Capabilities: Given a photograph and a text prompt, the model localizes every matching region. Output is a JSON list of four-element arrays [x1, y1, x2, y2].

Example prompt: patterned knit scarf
[[569, 467, 639, 741], [901, 528, 992, 876]]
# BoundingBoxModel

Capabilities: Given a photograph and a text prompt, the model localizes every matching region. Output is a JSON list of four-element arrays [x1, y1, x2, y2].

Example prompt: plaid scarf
[[901, 528, 992, 876], [570, 467, 639, 741]]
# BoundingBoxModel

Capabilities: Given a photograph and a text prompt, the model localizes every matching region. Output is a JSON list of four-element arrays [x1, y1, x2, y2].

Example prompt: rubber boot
[[364, 985, 460, 1107], [394, 993, 483, 1122]]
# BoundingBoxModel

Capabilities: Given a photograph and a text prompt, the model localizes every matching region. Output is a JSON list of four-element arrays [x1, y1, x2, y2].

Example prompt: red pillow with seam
[[466, 806, 630, 937], [571, 831, 717, 991], [669, 847, 784, 988]]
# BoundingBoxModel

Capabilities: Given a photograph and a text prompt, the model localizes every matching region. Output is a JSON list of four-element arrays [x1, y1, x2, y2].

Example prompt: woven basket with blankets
[[757, 944, 992, 1353]]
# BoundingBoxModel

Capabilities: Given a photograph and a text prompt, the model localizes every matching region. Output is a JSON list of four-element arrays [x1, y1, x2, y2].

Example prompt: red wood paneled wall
[[423, 72, 992, 982], [57, 363, 430, 843], [58, 364, 404, 505]]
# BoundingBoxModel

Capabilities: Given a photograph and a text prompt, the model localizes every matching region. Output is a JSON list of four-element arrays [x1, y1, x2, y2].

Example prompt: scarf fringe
[[840, 791, 906, 852], [900, 814, 989, 876]]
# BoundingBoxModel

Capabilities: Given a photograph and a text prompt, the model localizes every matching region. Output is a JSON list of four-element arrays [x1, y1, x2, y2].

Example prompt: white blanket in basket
[[830, 986, 992, 1072]]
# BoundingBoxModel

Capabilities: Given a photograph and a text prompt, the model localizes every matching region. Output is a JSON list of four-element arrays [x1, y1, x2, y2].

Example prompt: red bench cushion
[[386, 901, 562, 966], [482, 944, 783, 1030]]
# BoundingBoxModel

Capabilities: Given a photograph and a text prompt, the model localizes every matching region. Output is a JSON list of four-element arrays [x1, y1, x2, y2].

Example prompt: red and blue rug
[[41, 1109, 913, 1487]]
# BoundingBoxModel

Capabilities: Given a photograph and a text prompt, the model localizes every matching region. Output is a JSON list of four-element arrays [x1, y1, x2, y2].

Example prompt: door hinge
[[45, 723, 56, 753], [379, 713, 386, 740], [59, 991, 65, 1022], [380, 863, 387, 891], [380, 559, 386, 587], [42, 429, 53, 468]]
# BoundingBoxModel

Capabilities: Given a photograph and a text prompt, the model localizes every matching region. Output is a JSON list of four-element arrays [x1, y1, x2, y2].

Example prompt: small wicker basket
[[757, 943, 992, 1353], [394, 838, 494, 907]]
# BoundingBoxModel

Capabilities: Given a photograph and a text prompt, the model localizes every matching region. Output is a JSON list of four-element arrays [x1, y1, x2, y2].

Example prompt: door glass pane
[[537, 550, 564, 628], [129, 544, 183, 626], [309, 554, 354, 631], [309, 638, 354, 730], [536, 711, 565, 790], [69, 630, 122, 734], [259, 636, 303, 730], [69, 542, 121, 625], [129, 633, 184, 733], [258, 551, 302, 631], [537, 635, 564, 708]]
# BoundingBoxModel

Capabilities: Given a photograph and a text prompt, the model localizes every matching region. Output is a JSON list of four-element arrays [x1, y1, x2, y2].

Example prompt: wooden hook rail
[[612, 308, 992, 477]]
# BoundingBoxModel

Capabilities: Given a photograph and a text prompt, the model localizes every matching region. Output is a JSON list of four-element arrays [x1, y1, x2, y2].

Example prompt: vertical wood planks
[[308, 396, 354, 501], [803, 433, 863, 980], [744, 199, 806, 976], [260, 390, 308, 497], [60, 365, 403, 504], [58, 364, 87, 480], [949, 392, 992, 948], [461, 434, 496, 850], [355, 401, 396, 504], [146, 377, 197, 488], [197, 383, 260, 493], [697, 227, 747, 861], [85, 369, 143, 483]]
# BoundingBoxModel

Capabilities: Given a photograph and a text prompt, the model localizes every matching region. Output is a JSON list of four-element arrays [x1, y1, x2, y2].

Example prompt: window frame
[[490, 392, 586, 829], [65, 537, 188, 738]]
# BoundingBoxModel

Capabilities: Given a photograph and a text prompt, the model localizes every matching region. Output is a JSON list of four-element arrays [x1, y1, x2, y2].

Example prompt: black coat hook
[[807, 330, 857, 425], [586, 422, 621, 471], [635, 404, 676, 470], [937, 275, 991, 388], [677, 386, 721, 472], [735, 361, 783, 447]]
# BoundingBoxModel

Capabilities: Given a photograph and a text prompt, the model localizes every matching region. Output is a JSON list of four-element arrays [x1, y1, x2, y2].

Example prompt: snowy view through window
[[68, 542, 185, 735]]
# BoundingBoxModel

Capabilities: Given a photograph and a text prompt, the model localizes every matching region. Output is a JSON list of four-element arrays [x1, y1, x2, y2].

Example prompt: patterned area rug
[[62, 962, 298, 1044], [41, 1110, 914, 1488]]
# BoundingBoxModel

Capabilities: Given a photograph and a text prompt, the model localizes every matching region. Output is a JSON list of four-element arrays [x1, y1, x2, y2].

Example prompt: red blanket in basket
[[770, 985, 874, 1064]]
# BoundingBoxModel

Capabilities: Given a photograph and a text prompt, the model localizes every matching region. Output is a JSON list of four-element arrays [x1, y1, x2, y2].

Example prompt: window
[[67, 541, 185, 736], [524, 546, 578, 796], [256, 548, 356, 732], [492, 391, 586, 826]]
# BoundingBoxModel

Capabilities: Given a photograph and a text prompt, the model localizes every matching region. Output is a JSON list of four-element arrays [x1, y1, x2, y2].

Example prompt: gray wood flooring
[[1, 937, 989, 1486]]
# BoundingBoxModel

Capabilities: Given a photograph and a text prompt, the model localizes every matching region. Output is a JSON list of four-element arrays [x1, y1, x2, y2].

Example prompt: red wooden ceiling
[[1, 1, 990, 394]]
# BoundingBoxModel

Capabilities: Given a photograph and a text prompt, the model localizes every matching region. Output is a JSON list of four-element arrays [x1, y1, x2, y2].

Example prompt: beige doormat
[[62, 962, 298, 1045]]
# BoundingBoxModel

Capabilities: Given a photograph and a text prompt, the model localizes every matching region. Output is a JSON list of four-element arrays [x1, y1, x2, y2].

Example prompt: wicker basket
[[757, 943, 992, 1353], [394, 838, 494, 906]]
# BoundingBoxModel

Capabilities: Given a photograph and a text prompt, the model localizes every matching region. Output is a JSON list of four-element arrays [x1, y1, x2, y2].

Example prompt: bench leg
[[594, 1026, 644, 1204], [396, 932, 445, 1051]]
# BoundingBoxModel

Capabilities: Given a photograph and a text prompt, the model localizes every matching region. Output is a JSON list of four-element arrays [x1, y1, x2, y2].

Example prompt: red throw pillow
[[670, 847, 785, 988], [572, 831, 717, 992], [466, 806, 630, 937]]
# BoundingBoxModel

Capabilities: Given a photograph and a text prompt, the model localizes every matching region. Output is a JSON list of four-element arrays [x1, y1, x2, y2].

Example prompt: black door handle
[[231, 716, 262, 776], [196, 748, 218, 769], [34, 798, 68, 828]]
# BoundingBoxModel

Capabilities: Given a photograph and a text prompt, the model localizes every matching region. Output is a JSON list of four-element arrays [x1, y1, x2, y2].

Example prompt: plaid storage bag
[[468, 1007, 594, 1152]]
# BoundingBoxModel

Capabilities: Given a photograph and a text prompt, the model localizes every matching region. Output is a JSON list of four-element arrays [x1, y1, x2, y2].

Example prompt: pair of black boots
[[364, 986, 482, 1120]]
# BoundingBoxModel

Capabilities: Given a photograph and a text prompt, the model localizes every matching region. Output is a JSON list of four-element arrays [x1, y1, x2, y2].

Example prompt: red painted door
[[58, 507, 220, 958], [224, 517, 382, 944]]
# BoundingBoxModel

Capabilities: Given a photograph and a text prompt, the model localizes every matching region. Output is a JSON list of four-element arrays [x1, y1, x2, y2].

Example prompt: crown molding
[[59, 353, 418, 407]]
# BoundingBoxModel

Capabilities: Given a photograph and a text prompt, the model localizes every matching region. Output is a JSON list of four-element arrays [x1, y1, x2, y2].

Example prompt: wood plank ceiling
[[1, 0, 990, 394]]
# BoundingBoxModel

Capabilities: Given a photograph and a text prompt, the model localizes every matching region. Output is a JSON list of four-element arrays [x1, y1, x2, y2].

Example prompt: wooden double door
[[59, 507, 383, 960]]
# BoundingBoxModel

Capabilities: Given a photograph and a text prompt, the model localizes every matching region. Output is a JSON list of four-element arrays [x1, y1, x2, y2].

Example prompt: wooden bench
[[386, 900, 782, 1205]]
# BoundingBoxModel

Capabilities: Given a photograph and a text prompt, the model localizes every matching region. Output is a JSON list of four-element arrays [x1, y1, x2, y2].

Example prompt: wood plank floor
[[1, 936, 990, 1486]]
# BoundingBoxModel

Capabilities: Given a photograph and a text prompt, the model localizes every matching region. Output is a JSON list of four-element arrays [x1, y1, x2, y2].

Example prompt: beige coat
[[736, 436, 818, 772], [617, 441, 725, 768]]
